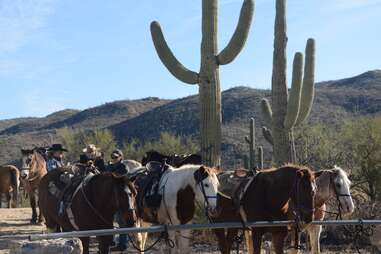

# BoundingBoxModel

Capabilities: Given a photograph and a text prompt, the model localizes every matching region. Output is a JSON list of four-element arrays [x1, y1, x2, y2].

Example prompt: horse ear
[[314, 170, 325, 178], [194, 166, 209, 182]]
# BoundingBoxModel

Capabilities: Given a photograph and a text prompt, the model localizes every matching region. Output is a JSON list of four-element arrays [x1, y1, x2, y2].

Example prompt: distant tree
[[57, 127, 116, 162], [295, 116, 381, 201]]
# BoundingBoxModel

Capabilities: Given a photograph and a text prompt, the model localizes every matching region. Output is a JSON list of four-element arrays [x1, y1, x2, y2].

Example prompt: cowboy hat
[[49, 144, 68, 152], [82, 144, 99, 153]]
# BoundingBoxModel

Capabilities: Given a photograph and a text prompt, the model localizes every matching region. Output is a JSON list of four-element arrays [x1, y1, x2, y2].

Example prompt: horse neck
[[87, 175, 119, 221], [30, 152, 47, 177], [267, 168, 300, 207], [315, 171, 332, 207]]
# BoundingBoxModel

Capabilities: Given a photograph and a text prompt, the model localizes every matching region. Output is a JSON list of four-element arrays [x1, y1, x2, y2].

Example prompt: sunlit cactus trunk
[[151, 0, 254, 166], [261, 0, 316, 166]]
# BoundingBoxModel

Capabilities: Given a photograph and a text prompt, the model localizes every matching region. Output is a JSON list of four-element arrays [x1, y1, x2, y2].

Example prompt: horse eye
[[204, 183, 209, 188], [336, 183, 341, 188]]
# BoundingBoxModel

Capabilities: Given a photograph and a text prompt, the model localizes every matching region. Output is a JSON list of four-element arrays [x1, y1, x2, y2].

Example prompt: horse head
[[193, 165, 220, 217], [20, 147, 47, 180], [112, 173, 137, 226], [330, 166, 354, 215], [291, 166, 316, 224]]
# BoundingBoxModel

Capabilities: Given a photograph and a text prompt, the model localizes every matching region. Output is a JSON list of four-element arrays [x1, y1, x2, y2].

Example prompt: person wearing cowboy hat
[[106, 149, 130, 252], [82, 144, 105, 172], [47, 144, 68, 172]]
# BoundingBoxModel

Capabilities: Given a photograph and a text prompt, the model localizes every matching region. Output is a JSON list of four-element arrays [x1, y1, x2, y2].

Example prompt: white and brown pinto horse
[[291, 166, 354, 254], [136, 164, 220, 254]]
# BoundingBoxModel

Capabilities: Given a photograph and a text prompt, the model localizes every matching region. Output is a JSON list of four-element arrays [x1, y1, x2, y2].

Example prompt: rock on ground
[[9, 238, 82, 254]]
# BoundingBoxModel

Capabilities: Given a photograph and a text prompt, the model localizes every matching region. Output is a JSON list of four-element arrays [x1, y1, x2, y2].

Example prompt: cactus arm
[[296, 38, 315, 125], [217, 0, 254, 65], [150, 21, 199, 85], [257, 146, 264, 169], [284, 52, 303, 129], [262, 126, 274, 145], [261, 98, 273, 127]]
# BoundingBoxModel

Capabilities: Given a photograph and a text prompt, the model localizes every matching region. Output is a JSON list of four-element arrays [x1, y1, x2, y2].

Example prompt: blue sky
[[0, 0, 380, 120]]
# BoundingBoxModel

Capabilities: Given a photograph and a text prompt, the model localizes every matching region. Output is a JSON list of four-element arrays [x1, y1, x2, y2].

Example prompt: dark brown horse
[[242, 165, 316, 254], [141, 150, 201, 167], [20, 147, 48, 223], [214, 165, 316, 254], [0, 165, 20, 208], [38, 170, 137, 254]]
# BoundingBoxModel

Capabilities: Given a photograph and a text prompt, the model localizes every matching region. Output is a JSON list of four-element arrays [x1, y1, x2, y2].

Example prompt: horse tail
[[9, 166, 20, 207]]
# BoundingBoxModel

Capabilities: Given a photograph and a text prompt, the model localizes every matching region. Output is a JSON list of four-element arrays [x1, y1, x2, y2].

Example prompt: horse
[[240, 165, 316, 254], [123, 159, 142, 173], [141, 150, 202, 167], [20, 147, 48, 223], [134, 164, 219, 254], [38, 170, 137, 254], [0, 165, 20, 208], [290, 166, 354, 254]]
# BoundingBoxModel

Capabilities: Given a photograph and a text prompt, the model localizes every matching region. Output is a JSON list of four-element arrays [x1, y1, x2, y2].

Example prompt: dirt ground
[[0, 208, 376, 253]]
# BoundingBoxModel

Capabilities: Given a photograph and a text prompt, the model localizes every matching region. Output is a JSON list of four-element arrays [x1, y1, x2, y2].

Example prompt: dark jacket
[[106, 161, 127, 176], [94, 157, 106, 172]]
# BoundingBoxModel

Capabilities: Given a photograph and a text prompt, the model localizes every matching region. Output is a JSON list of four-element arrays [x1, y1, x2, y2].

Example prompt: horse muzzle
[[20, 169, 30, 179]]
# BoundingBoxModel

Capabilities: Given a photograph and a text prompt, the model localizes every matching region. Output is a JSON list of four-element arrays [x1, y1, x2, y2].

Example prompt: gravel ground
[[0, 208, 376, 253]]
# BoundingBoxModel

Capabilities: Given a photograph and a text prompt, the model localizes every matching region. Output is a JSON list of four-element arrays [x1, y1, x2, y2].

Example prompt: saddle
[[218, 168, 256, 205], [48, 164, 96, 217], [134, 161, 169, 223]]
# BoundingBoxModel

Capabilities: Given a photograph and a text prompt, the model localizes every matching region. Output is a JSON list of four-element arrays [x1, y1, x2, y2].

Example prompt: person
[[46, 144, 68, 172], [106, 149, 129, 252], [82, 144, 105, 172]]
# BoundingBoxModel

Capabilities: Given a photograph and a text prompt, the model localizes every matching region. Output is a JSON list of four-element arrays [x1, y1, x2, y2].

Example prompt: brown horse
[[241, 165, 316, 254], [0, 165, 20, 208], [20, 147, 48, 223], [38, 170, 137, 254]]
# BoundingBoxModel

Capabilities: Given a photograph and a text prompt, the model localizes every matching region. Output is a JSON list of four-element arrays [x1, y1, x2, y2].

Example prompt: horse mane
[[260, 164, 315, 181], [31, 150, 47, 173], [332, 165, 351, 185], [176, 164, 219, 175]]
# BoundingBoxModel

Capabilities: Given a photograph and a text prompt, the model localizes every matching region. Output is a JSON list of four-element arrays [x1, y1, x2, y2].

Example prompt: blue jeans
[[115, 211, 128, 248]]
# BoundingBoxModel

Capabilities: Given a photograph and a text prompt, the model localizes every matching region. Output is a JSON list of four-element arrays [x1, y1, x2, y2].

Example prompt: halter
[[195, 173, 217, 222], [329, 173, 352, 219]]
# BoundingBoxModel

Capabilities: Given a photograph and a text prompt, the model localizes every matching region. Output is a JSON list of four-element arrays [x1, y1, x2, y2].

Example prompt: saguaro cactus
[[261, 0, 315, 166], [151, 0, 254, 166], [245, 118, 264, 170]]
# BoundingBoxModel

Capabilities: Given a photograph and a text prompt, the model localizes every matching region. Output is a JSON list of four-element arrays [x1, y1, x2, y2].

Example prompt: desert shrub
[[56, 127, 116, 162], [122, 132, 199, 161]]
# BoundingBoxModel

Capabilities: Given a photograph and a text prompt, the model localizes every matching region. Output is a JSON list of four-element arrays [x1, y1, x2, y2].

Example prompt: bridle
[[329, 172, 352, 219], [195, 173, 218, 222]]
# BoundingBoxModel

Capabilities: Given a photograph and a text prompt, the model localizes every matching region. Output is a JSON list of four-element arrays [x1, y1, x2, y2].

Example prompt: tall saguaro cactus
[[150, 0, 254, 166], [261, 0, 316, 166]]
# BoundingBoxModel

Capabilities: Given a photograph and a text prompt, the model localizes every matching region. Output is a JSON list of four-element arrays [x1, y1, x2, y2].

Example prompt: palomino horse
[[20, 148, 48, 223], [135, 164, 219, 254], [240, 165, 316, 254], [290, 166, 354, 254], [0, 165, 20, 208], [38, 170, 137, 254]]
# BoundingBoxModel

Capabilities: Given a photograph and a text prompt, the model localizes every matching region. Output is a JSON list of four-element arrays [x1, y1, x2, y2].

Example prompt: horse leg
[[245, 229, 253, 254], [252, 230, 263, 254], [309, 224, 322, 254], [178, 229, 191, 254], [289, 227, 300, 254], [80, 237, 90, 254], [29, 192, 38, 224], [226, 228, 239, 253], [214, 228, 228, 254], [6, 192, 11, 208], [98, 235, 113, 254], [272, 229, 288, 254]]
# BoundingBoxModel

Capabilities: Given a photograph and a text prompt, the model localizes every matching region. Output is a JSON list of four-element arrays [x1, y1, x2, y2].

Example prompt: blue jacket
[[47, 158, 63, 172]]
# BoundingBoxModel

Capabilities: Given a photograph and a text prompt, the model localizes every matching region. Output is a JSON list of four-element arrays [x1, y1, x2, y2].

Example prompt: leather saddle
[[134, 161, 169, 223], [218, 168, 256, 203]]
